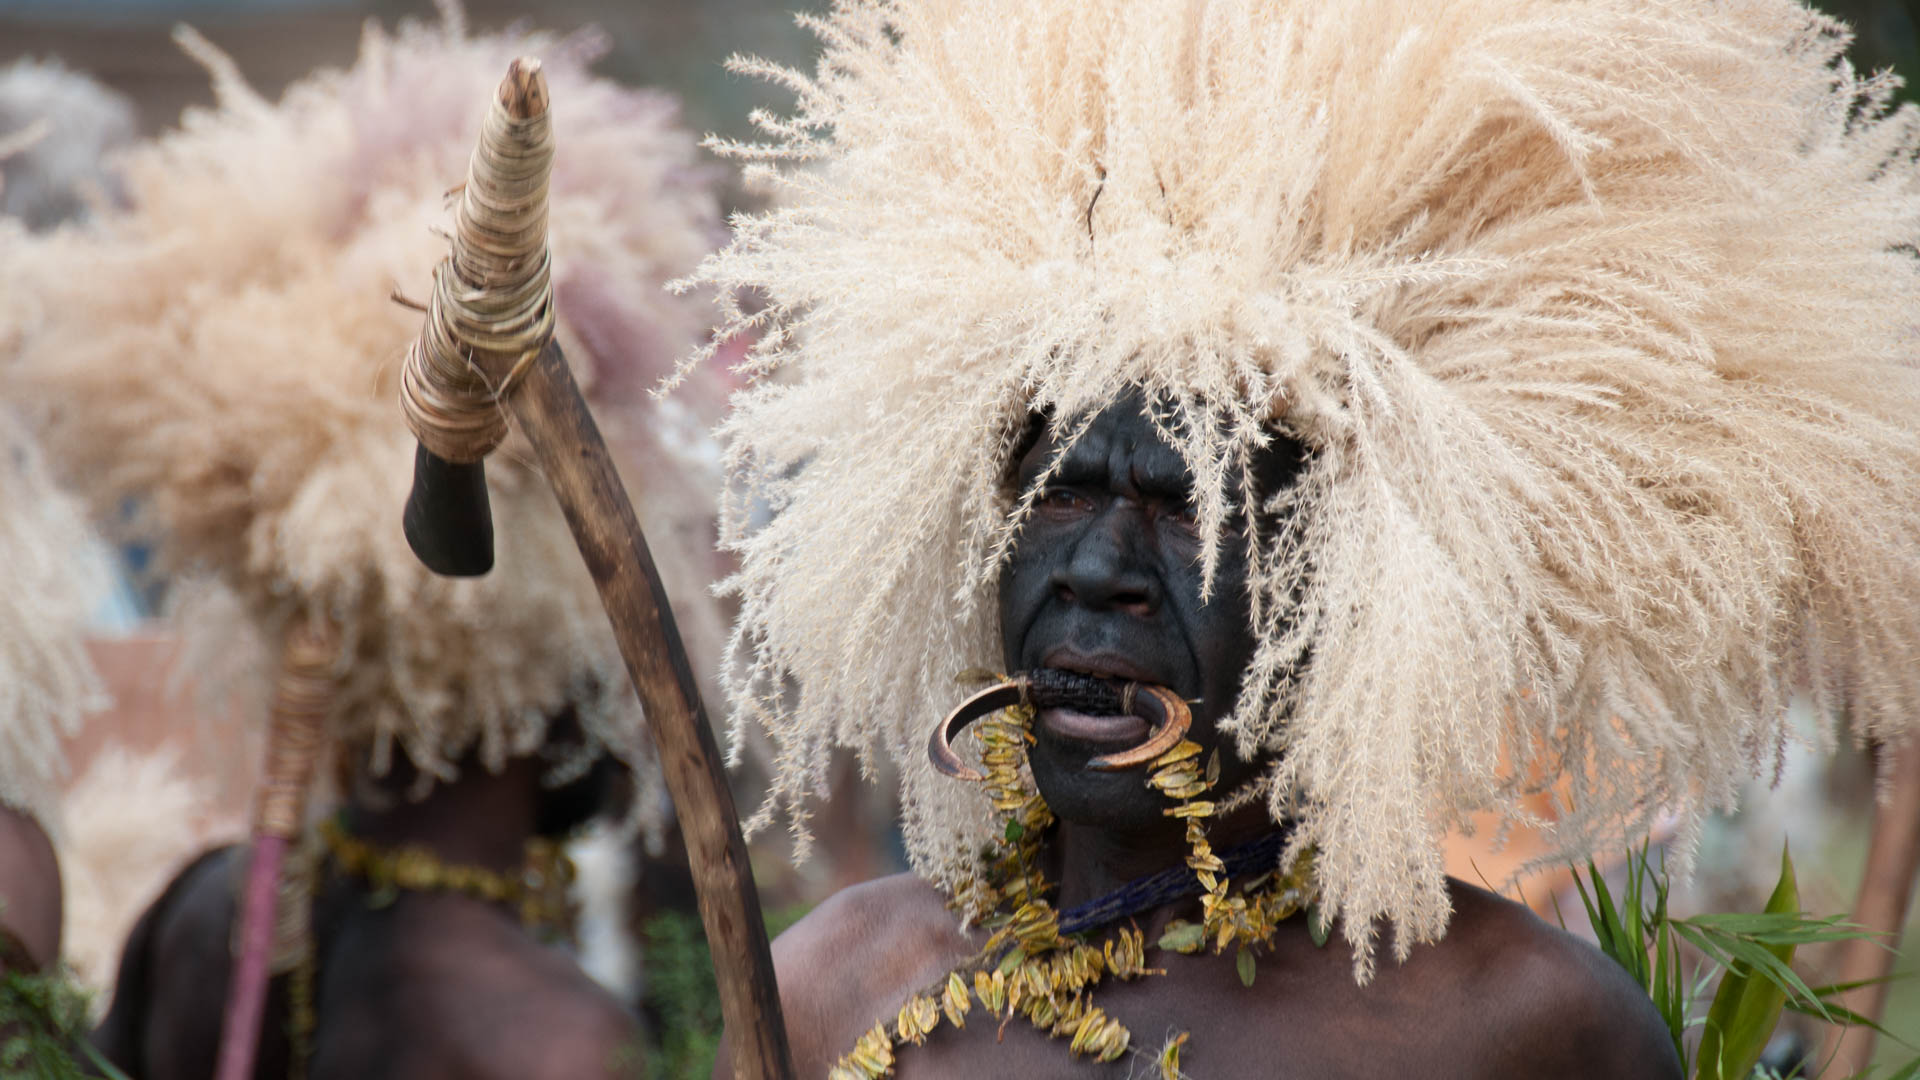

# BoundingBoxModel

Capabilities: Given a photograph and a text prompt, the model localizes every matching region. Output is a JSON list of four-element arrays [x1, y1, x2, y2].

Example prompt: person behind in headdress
[[0, 57, 118, 990], [2, 9, 728, 1078], [0, 52, 250, 1011], [0, 412, 105, 984], [676, 1, 1920, 1076]]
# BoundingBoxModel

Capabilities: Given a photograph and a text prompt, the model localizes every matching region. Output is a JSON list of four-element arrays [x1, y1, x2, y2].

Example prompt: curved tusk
[[927, 680, 1027, 782], [1086, 685, 1192, 772]]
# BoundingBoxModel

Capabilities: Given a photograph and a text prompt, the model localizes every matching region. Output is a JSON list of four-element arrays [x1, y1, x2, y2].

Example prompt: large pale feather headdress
[[0, 60, 119, 834], [683, 0, 1920, 974], [1, 11, 728, 802], [0, 410, 104, 830]]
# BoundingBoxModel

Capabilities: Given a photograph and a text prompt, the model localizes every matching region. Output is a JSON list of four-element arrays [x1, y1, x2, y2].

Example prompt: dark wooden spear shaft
[[402, 60, 792, 1080], [407, 340, 794, 1080]]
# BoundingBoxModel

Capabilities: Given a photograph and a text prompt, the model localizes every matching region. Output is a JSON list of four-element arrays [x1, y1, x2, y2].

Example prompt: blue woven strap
[[1055, 829, 1291, 936]]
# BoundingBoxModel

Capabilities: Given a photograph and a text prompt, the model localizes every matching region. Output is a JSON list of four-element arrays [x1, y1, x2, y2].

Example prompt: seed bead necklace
[[831, 702, 1317, 1080], [284, 816, 578, 1079]]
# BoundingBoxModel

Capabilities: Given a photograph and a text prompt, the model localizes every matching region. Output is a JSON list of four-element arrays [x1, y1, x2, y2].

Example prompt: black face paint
[[997, 393, 1305, 833]]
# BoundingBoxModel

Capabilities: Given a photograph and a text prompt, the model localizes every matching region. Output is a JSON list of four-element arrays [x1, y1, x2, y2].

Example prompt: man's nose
[[1051, 507, 1160, 617]]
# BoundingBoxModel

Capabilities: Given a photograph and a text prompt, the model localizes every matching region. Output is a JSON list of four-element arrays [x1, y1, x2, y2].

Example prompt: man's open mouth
[[1038, 705, 1150, 747], [1035, 652, 1164, 747], [929, 663, 1193, 780]]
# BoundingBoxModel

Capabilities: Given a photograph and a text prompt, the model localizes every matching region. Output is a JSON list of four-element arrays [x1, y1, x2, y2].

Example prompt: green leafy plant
[[1569, 843, 1915, 1079], [640, 904, 812, 1080], [0, 967, 131, 1079]]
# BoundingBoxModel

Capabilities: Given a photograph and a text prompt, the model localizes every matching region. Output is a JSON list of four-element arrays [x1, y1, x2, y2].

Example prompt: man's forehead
[[1018, 396, 1308, 496], [1023, 399, 1188, 479]]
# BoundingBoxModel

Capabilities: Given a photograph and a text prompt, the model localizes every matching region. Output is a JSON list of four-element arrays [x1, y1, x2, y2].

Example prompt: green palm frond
[[1570, 843, 1916, 1080]]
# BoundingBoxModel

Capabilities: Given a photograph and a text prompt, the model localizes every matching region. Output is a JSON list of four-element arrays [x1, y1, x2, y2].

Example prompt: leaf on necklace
[[998, 946, 1029, 976], [1205, 748, 1221, 784], [1236, 946, 1257, 987], [1005, 819, 1026, 843], [942, 971, 973, 1027], [1307, 904, 1331, 948], [1158, 1032, 1190, 1080], [1157, 919, 1207, 954]]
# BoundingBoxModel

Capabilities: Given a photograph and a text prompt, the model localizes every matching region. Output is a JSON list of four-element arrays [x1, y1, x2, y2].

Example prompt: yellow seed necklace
[[285, 818, 578, 1078], [832, 703, 1316, 1080]]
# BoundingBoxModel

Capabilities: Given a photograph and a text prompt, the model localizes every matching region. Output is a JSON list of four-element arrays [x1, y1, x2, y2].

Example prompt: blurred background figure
[[1, 6, 752, 1077], [0, 46, 238, 1023]]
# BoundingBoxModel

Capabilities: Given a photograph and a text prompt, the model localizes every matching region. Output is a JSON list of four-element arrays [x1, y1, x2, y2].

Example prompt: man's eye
[[1038, 488, 1094, 514], [1165, 504, 1202, 538]]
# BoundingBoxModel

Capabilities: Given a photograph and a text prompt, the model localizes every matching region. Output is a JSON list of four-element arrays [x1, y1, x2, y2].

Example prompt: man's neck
[[342, 755, 544, 876], [1049, 799, 1275, 911]]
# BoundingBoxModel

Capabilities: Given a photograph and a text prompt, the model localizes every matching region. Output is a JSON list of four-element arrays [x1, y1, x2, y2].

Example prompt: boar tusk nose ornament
[[927, 669, 1193, 781]]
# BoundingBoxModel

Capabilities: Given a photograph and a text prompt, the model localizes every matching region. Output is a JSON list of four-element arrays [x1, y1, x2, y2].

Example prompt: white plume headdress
[[0, 57, 123, 834], [0, 410, 105, 831], [683, 0, 1920, 975]]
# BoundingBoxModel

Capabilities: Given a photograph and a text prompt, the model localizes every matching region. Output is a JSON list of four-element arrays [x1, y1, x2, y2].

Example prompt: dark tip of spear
[[403, 444, 495, 577]]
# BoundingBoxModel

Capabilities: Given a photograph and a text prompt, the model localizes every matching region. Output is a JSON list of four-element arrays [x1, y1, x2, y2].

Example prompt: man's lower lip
[[1038, 707, 1149, 746]]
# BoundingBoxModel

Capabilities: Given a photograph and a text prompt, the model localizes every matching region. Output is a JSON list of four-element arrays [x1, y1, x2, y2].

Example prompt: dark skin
[[0, 807, 86, 1071], [92, 722, 641, 1080], [721, 398, 1681, 1079], [0, 805, 62, 974]]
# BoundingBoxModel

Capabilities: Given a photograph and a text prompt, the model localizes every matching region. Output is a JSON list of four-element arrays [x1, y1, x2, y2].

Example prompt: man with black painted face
[[721, 398, 1679, 1079], [1003, 397, 1291, 843], [690, 0, 1920, 1075]]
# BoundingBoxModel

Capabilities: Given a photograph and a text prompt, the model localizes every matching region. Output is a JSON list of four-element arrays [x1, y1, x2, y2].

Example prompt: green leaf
[[1157, 920, 1207, 955], [1681, 912, 1868, 944], [1307, 904, 1331, 948], [1671, 925, 1827, 1018], [1621, 846, 1648, 987], [1802, 975, 1903, 999], [998, 947, 1029, 975], [0, 967, 117, 1079], [1692, 846, 1798, 1080], [1781, 998, 1917, 1049], [1588, 860, 1625, 959], [1004, 819, 1026, 843], [1653, 918, 1680, 1050], [1881, 1058, 1920, 1080], [1236, 947, 1256, 987]]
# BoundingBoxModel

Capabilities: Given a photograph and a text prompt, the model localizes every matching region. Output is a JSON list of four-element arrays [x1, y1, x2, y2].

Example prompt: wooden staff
[[398, 60, 793, 1079], [215, 618, 337, 1080], [1821, 738, 1920, 1075]]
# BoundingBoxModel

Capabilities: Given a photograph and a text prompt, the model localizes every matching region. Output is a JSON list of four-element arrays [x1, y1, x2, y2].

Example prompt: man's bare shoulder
[[420, 976, 638, 1080], [775, 871, 967, 976], [1428, 879, 1682, 1079], [0, 806, 65, 970], [729, 873, 972, 1078], [322, 896, 640, 1080]]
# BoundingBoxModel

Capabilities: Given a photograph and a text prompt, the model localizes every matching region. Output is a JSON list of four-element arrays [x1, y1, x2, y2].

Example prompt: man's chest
[[849, 954, 1489, 1080]]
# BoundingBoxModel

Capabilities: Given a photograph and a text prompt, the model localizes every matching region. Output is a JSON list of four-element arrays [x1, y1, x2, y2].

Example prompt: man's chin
[[1026, 733, 1172, 832]]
